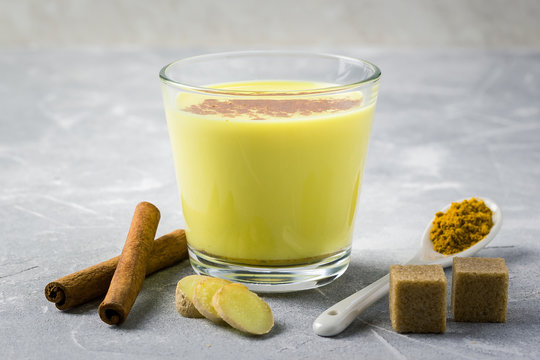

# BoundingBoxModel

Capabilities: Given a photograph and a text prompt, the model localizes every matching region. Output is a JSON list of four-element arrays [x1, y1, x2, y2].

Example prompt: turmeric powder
[[430, 198, 493, 255]]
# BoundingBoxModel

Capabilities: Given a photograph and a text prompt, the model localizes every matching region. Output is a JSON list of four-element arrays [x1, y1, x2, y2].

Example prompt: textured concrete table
[[1, 48, 539, 359]]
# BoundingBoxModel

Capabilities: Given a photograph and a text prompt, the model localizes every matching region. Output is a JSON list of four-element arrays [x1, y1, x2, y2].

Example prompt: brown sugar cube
[[389, 265, 447, 333], [452, 257, 508, 323]]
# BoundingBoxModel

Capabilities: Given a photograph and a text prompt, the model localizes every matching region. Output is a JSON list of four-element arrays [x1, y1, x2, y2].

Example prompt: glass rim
[[159, 50, 381, 96]]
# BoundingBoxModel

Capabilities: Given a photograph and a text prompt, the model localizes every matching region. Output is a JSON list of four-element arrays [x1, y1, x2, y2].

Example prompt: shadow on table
[[263, 253, 393, 306]]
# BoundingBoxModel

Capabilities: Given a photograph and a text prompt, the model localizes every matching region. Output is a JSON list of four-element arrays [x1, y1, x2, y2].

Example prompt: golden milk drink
[[164, 80, 375, 265]]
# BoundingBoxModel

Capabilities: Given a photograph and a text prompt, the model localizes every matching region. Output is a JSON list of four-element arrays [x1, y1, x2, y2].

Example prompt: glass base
[[188, 246, 351, 293]]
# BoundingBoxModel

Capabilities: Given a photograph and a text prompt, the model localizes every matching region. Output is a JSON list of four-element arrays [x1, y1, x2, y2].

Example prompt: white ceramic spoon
[[313, 197, 503, 337]]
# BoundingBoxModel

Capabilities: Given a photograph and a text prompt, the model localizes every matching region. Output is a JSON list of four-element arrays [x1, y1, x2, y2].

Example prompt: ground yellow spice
[[430, 198, 493, 255]]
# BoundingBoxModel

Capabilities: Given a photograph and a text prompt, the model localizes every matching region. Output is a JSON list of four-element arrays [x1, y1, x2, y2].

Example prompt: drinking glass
[[160, 51, 381, 292]]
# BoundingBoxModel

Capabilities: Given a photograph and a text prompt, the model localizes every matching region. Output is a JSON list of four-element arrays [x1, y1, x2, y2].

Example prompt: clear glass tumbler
[[160, 51, 380, 292]]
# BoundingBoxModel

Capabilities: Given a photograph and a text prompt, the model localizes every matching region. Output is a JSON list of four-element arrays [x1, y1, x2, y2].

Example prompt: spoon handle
[[312, 274, 389, 336]]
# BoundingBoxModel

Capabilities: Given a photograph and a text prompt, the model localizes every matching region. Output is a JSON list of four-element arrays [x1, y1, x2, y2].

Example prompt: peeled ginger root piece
[[213, 283, 274, 335], [192, 277, 231, 323], [175, 275, 211, 318]]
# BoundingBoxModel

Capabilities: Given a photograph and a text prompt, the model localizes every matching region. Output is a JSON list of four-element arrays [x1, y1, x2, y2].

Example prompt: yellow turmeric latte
[[430, 198, 493, 255], [164, 80, 375, 265]]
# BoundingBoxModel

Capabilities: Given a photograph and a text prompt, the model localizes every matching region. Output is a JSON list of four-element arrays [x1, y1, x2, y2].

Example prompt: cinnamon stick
[[44, 228, 187, 310], [97, 202, 161, 325]]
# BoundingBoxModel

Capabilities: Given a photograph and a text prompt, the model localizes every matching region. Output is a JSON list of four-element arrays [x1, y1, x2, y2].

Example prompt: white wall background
[[2, 0, 539, 49]]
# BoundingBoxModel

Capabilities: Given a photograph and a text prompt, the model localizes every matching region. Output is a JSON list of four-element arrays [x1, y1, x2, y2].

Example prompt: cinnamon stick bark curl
[[98, 202, 160, 325]]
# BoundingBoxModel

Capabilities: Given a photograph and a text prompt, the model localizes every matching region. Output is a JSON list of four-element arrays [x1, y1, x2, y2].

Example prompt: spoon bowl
[[312, 197, 503, 337], [409, 197, 502, 267]]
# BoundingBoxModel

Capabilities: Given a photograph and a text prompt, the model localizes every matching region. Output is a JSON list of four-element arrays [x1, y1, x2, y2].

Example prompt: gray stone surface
[[2, 0, 540, 48], [1, 48, 539, 359]]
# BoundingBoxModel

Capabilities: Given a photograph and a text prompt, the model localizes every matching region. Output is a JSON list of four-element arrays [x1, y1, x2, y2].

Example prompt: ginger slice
[[175, 275, 211, 318], [192, 277, 231, 323], [213, 283, 274, 335]]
